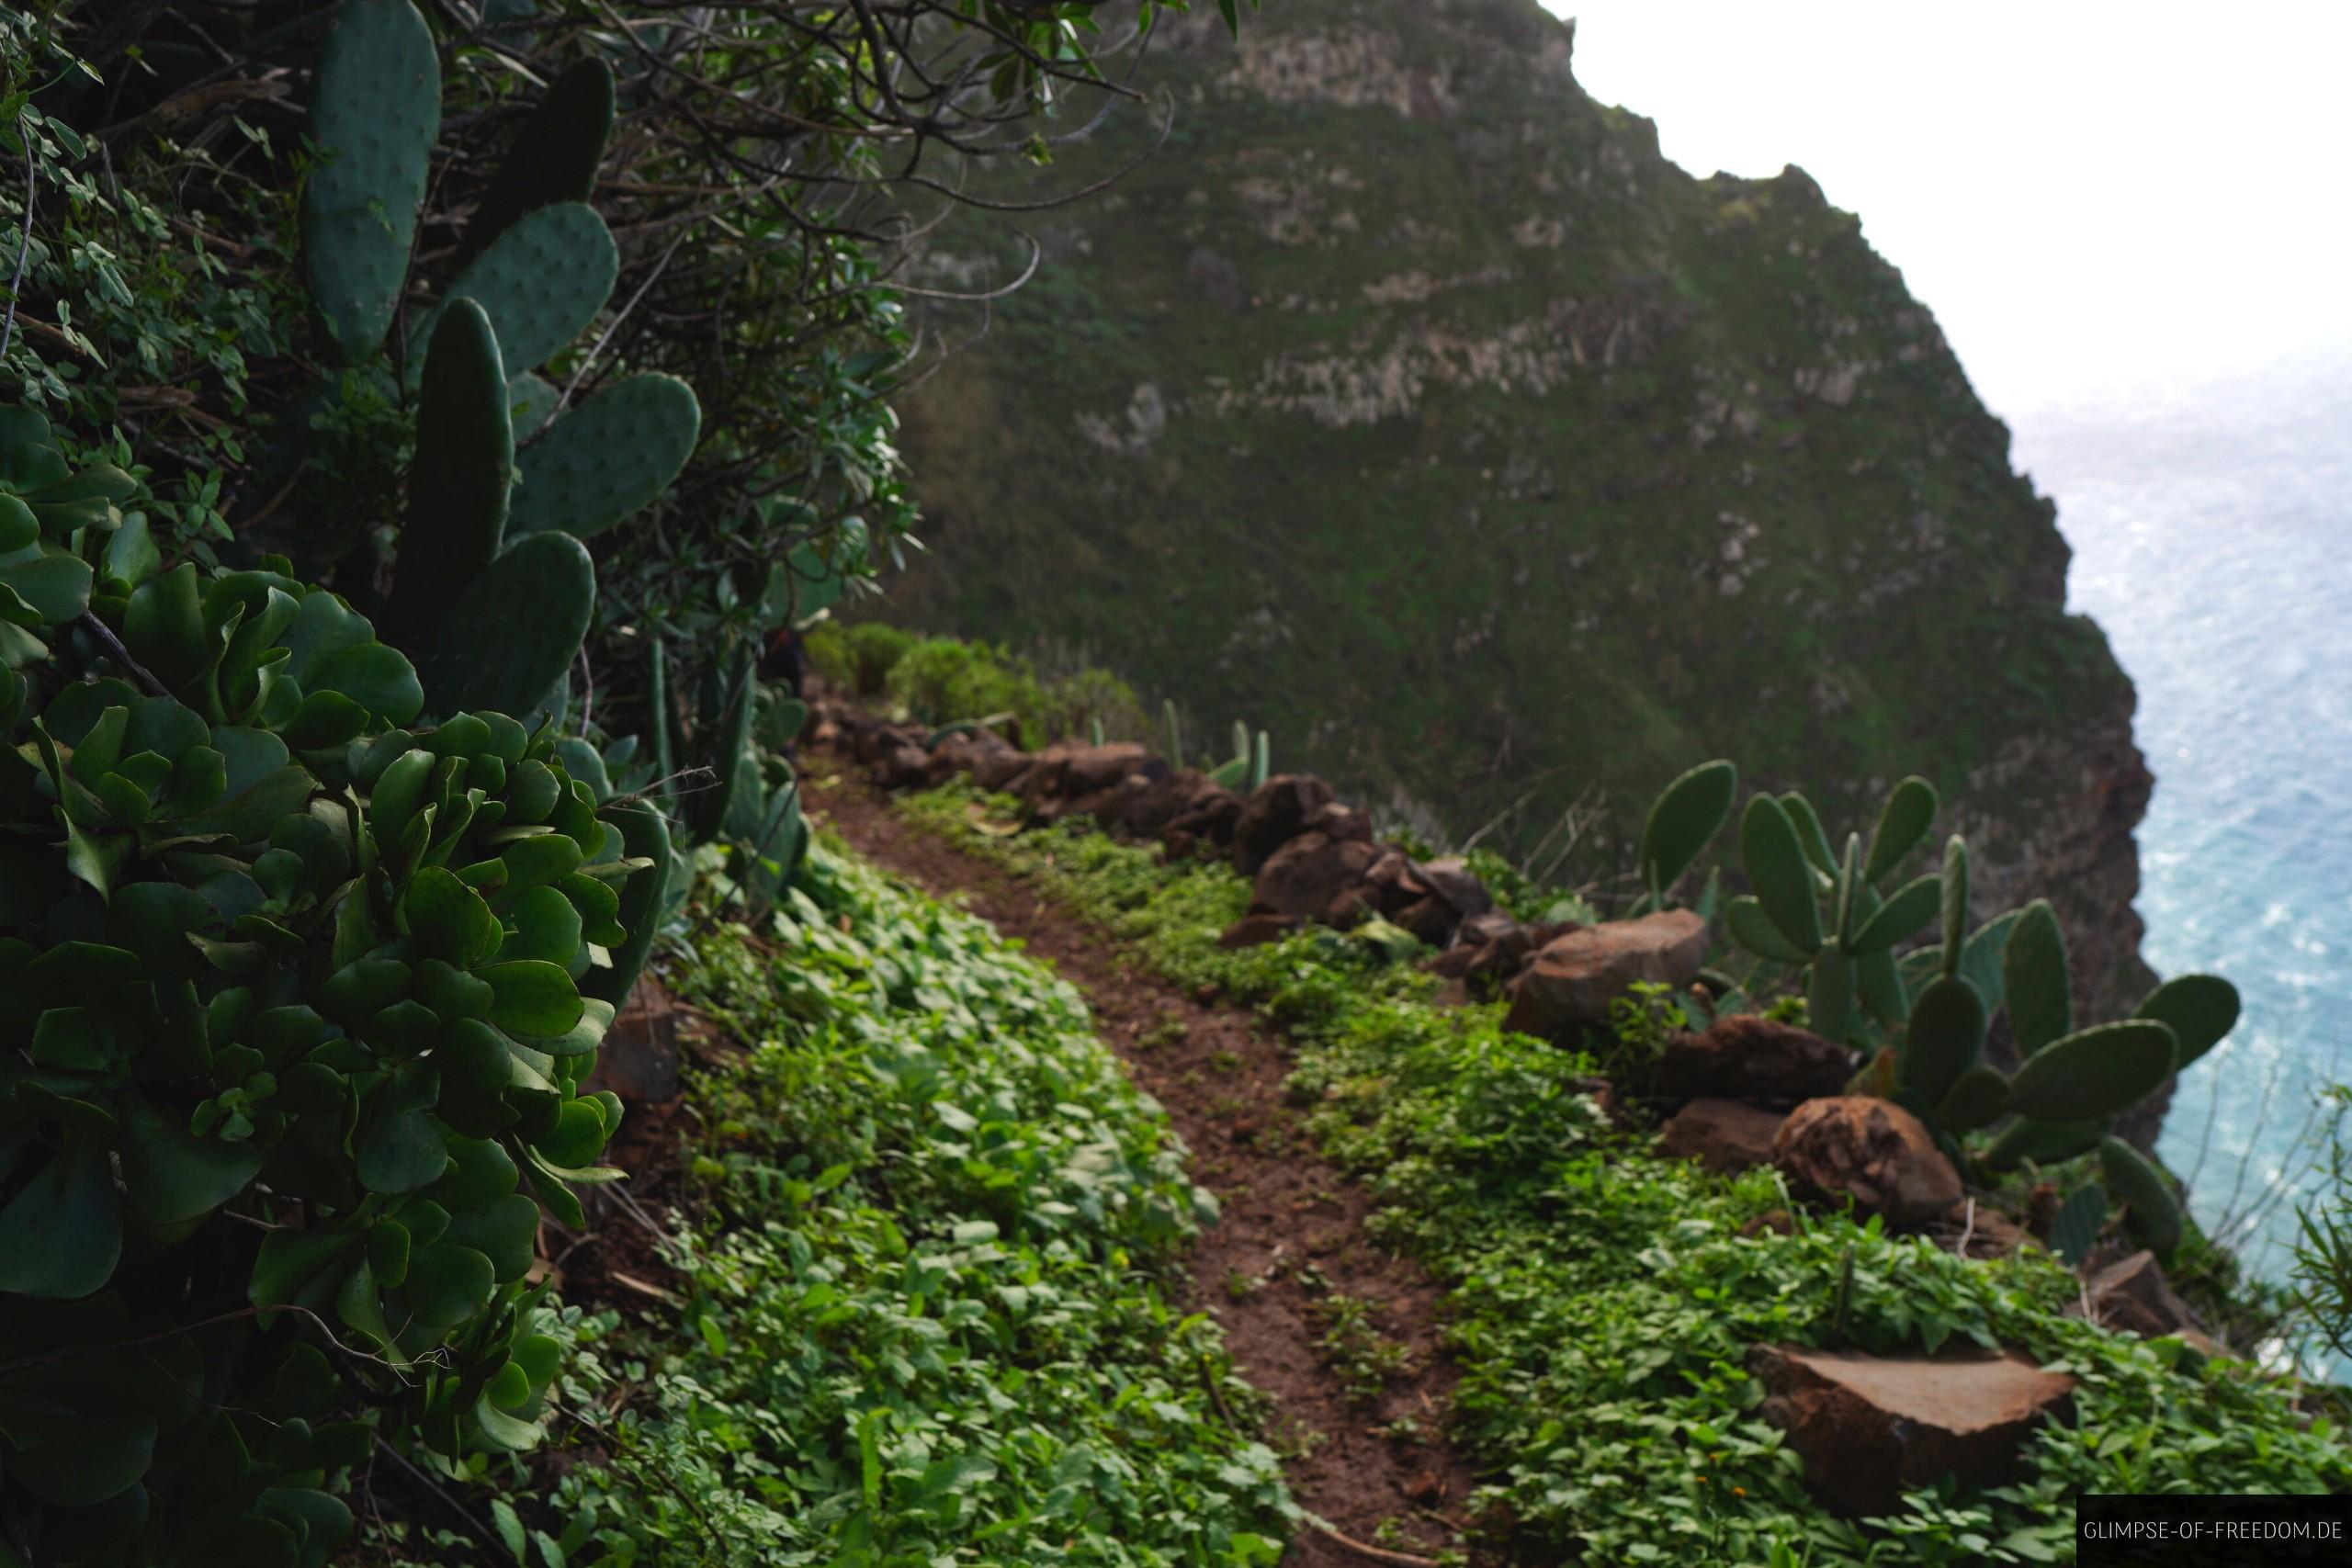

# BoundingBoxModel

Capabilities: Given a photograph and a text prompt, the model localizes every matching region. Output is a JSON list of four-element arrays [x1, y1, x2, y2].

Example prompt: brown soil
[[804, 764, 1491, 1565]]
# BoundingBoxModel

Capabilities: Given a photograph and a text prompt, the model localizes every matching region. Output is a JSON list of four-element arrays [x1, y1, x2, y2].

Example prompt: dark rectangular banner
[[2080, 1495, 2352, 1564]]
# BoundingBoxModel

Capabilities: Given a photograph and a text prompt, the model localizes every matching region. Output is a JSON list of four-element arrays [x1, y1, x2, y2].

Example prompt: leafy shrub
[[0, 411, 650, 1561], [378, 850, 1292, 1564], [885, 636, 1046, 740], [905, 788, 2349, 1562], [1038, 662, 1150, 744], [883, 635, 1148, 749], [808, 619, 914, 695]]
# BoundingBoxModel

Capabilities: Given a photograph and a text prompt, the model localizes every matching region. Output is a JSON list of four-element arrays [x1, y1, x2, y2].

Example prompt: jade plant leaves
[[0, 1136, 123, 1298], [3, 499, 634, 1544]]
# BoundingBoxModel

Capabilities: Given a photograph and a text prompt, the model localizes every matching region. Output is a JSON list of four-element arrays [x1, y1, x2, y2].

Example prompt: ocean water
[[2008, 350, 2352, 1280]]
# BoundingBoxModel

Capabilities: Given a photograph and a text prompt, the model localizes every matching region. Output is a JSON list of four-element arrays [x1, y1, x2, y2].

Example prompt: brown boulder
[[1117, 771, 1205, 838], [1058, 741, 1148, 797], [1655, 1015, 1859, 1104], [1251, 831, 1382, 924], [2076, 1251, 2202, 1341], [970, 743, 1034, 793], [1219, 913, 1305, 949], [1657, 1099, 1786, 1174], [1231, 774, 1336, 873], [925, 729, 1010, 785], [1162, 782, 1244, 847], [1455, 910, 1519, 949], [1751, 1345, 2076, 1517], [873, 739, 933, 791], [1389, 894, 1457, 946], [1414, 856, 1494, 920], [1305, 802, 1374, 843], [1771, 1097, 1962, 1227], [584, 979, 683, 1104], [1498, 910, 1710, 1039]]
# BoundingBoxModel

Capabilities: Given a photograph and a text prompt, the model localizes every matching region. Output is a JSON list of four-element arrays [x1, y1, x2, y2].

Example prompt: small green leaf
[[481, 960, 584, 1039], [0, 1135, 123, 1298], [402, 865, 504, 967]]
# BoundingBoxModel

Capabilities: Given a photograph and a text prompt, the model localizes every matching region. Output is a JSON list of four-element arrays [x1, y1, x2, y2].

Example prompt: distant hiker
[[761, 623, 808, 698]]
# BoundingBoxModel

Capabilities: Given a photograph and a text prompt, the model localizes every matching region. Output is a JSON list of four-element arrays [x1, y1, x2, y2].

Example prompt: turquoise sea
[[2009, 349, 2352, 1281]]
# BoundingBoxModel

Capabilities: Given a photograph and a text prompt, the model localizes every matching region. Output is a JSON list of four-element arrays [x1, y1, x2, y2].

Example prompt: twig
[[1306, 1519, 1443, 1567], [1, 141, 35, 364], [1956, 1197, 1977, 1258], [373, 1436, 526, 1568], [575, 645, 596, 737], [78, 611, 171, 697]]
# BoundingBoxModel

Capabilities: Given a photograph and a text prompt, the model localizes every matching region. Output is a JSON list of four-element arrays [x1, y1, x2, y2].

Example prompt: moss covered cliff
[[885, 0, 2154, 1010]]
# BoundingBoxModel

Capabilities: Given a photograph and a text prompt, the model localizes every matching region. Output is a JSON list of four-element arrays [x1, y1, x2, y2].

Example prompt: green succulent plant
[[297, 11, 698, 717], [1204, 719, 1268, 790], [0, 524, 662, 1558], [1631, 758, 1737, 913], [1725, 778, 2234, 1260], [1724, 775, 1946, 1043], [642, 634, 807, 916]]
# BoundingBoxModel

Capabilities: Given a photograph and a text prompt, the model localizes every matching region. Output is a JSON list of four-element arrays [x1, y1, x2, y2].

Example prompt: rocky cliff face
[[885, 0, 2154, 1012]]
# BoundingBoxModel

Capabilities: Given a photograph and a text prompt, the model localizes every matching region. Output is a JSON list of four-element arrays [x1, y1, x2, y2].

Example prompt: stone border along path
[[804, 762, 1493, 1567]]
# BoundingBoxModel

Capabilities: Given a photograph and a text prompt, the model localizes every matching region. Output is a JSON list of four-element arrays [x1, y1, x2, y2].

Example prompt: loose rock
[[1657, 1098, 1786, 1173], [1219, 912, 1305, 950], [1655, 1014, 1859, 1104], [1231, 774, 1336, 873], [1499, 910, 1709, 1039], [1771, 1097, 1962, 1227], [1752, 1344, 2076, 1517], [1252, 831, 1384, 924], [2076, 1250, 2203, 1341]]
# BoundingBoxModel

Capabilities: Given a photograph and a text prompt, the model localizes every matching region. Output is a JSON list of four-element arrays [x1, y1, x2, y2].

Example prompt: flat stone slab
[[1752, 1344, 2076, 1517], [1657, 1098, 1784, 1173]]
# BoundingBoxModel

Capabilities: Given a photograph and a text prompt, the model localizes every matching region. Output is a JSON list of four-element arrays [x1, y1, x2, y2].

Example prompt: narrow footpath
[[806, 768, 1490, 1566]]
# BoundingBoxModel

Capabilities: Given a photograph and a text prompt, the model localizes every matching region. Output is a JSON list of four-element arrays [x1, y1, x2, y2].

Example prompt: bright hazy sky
[[1546, 4, 2352, 415]]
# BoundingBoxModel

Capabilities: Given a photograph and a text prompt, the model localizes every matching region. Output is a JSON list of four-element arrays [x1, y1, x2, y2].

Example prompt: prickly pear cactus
[[2099, 1134, 2186, 1255], [582, 799, 673, 1007], [2049, 1181, 2109, 1267], [1634, 759, 1736, 909], [508, 373, 701, 540], [302, 0, 439, 364], [451, 56, 616, 270], [418, 202, 617, 379], [385, 299, 514, 647], [412, 531, 594, 720]]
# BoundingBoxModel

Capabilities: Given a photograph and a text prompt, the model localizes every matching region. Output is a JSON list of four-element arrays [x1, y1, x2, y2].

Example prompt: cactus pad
[[1637, 759, 1736, 901], [1740, 794, 1823, 954], [1934, 1064, 2008, 1134], [302, 0, 440, 365], [423, 203, 616, 378], [1982, 1114, 2106, 1172], [1900, 974, 1986, 1104], [2004, 1019, 2178, 1123], [386, 299, 512, 640], [451, 57, 616, 270], [508, 373, 560, 439], [413, 532, 594, 720], [2004, 899, 2072, 1055], [2098, 1135, 2184, 1255], [1807, 951, 1854, 1043], [1861, 774, 1938, 884], [2135, 973, 2240, 1070], [2048, 1181, 2109, 1267], [582, 801, 670, 1008], [509, 373, 701, 540]]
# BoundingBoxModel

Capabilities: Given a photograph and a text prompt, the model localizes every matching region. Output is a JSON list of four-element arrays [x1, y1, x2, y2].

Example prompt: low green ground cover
[[374, 842, 1290, 1566], [899, 784, 2348, 1566]]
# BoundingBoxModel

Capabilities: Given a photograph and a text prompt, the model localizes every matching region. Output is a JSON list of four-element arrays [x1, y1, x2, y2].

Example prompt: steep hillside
[[886, 0, 2153, 1009]]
